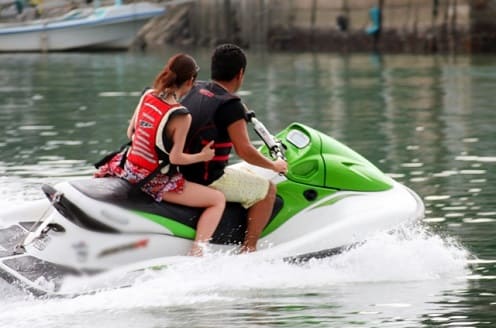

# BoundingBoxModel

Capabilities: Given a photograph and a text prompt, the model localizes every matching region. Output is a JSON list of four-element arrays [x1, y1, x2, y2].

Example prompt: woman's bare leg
[[163, 181, 225, 256]]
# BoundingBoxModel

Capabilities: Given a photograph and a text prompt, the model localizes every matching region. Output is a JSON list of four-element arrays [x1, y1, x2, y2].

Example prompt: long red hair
[[153, 53, 199, 95]]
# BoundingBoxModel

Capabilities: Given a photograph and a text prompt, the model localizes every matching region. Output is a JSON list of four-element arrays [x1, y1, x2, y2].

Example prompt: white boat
[[0, 1, 165, 52]]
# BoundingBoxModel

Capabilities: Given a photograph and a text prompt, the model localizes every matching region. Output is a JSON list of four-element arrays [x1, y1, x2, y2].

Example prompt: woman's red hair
[[153, 53, 198, 95]]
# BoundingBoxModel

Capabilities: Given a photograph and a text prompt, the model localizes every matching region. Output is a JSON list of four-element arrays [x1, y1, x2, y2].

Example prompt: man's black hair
[[211, 44, 247, 82]]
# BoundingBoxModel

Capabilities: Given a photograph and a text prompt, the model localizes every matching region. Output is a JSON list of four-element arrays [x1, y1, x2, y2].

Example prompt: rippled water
[[0, 49, 495, 327]]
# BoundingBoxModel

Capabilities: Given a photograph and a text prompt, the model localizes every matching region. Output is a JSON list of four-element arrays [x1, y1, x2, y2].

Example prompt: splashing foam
[[317, 224, 469, 282], [49, 224, 469, 304], [0, 224, 470, 326]]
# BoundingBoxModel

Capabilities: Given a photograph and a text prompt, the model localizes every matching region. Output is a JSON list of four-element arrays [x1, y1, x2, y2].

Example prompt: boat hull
[[0, 2, 165, 51]]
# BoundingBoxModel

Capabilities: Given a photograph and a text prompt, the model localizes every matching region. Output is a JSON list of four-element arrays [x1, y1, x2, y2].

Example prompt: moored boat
[[0, 1, 165, 52]]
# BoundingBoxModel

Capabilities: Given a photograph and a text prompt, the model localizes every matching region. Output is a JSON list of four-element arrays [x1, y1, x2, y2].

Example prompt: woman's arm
[[167, 114, 215, 165], [126, 110, 137, 140]]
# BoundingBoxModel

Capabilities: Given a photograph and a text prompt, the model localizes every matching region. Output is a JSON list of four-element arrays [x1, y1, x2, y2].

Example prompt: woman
[[95, 53, 225, 256]]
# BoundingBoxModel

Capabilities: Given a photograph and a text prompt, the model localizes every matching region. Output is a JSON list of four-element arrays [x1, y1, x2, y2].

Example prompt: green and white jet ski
[[0, 121, 424, 296]]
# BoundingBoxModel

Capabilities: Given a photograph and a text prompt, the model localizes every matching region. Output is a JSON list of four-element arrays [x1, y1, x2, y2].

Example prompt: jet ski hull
[[0, 122, 425, 296], [0, 178, 423, 296]]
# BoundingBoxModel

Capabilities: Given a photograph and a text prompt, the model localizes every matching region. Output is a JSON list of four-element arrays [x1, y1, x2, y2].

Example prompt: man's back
[[181, 81, 244, 185]]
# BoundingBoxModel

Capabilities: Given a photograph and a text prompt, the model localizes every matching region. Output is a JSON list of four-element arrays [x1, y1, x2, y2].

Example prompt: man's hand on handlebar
[[272, 158, 288, 175]]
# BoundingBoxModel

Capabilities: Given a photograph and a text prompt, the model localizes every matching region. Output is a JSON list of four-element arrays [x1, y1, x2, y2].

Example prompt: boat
[[0, 1, 165, 52], [0, 119, 424, 296]]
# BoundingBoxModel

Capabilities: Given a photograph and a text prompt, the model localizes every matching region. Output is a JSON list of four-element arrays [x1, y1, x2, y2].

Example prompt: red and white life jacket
[[126, 92, 188, 172]]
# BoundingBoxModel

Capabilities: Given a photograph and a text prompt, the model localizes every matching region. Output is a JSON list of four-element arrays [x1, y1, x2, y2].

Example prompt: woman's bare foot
[[188, 242, 204, 256], [239, 245, 256, 253]]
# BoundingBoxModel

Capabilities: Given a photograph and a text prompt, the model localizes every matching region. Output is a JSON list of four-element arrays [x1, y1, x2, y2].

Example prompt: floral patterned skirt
[[94, 152, 185, 202]]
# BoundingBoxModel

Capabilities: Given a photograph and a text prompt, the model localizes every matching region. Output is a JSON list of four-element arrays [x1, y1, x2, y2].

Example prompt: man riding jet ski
[[0, 118, 424, 296]]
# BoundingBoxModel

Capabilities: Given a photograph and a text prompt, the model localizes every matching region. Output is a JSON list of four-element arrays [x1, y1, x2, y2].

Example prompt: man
[[181, 43, 287, 252]]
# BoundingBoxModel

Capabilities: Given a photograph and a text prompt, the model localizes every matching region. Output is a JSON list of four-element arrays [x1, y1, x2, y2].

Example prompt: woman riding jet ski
[[0, 119, 424, 296]]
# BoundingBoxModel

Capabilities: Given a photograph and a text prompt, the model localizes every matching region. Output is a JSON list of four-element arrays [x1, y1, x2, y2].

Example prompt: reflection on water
[[0, 50, 495, 327]]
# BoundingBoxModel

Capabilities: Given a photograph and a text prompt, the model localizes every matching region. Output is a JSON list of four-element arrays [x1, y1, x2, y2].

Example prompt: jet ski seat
[[68, 177, 139, 203], [43, 178, 283, 245]]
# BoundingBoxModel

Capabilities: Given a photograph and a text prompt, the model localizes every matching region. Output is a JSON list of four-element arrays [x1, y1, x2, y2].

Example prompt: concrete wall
[[138, 0, 496, 53], [470, 0, 496, 51]]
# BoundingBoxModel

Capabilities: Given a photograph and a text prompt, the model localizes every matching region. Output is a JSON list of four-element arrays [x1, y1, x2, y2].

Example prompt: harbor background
[[2, 0, 496, 52], [136, 0, 496, 53]]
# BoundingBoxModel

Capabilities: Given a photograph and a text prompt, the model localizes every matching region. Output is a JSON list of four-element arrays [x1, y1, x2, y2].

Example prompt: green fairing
[[259, 123, 394, 236], [133, 210, 196, 239], [261, 180, 336, 236], [266, 123, 394, 191]]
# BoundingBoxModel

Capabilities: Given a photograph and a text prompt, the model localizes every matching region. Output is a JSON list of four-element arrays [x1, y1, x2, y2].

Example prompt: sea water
[[0, 50, 495, 327], [0, 201, 471, 328]]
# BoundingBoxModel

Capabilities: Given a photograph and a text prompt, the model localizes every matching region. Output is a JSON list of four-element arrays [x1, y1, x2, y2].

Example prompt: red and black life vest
[[181, 81, 240, 185], [127, 92, 188, 172]]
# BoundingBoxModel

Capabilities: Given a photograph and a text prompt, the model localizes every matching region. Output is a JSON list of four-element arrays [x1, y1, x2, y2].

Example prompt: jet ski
[[0, 120, 424, 296]]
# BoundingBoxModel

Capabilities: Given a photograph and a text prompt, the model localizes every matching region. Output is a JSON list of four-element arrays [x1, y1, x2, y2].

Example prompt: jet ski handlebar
[[245, 110, 286, 161]]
